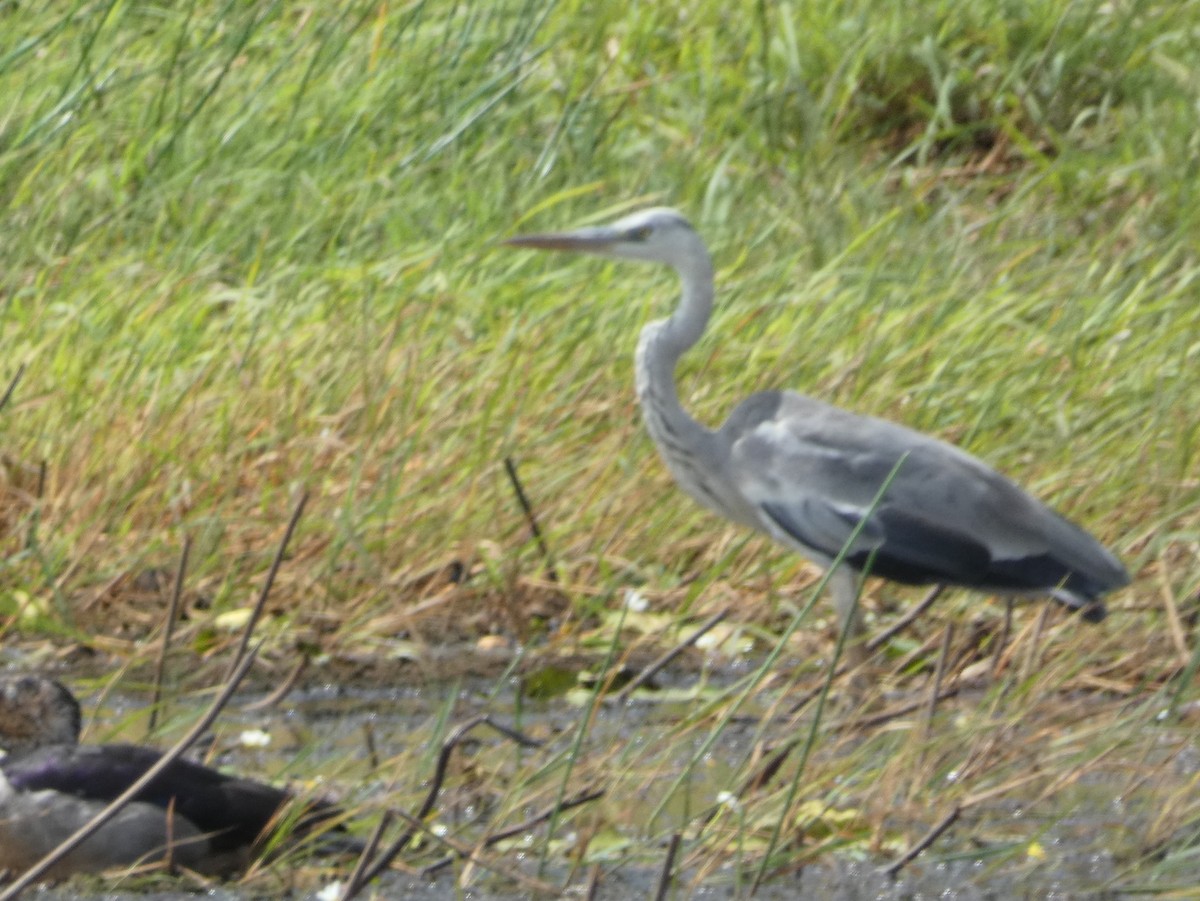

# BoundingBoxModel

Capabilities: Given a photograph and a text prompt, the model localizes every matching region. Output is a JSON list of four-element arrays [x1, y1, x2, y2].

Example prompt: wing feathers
[[728, 392, 1127, 610]]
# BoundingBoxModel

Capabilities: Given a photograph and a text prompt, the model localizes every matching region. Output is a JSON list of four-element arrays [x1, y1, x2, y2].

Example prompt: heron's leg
[[830, 567, 868, 666], [829, 566, 865, 637]]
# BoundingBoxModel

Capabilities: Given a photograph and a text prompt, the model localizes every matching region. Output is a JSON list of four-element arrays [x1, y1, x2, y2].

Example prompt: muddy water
[[9, 669, 1153, 900]]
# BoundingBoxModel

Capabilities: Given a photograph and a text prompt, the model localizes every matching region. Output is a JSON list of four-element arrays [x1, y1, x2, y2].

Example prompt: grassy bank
[[1, 0, 1198, 895]]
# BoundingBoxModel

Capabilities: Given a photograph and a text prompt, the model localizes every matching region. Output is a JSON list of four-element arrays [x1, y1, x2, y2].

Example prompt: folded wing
[[726, 392, 1128, 618]]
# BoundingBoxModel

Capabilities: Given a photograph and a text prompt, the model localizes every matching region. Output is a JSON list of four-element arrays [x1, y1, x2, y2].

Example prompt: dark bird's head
[[0, 675, 82, 756]]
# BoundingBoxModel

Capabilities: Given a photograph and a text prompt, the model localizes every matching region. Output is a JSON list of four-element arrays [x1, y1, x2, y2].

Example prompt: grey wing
[[725, 393, 1127, 615], [0, 781, 210, 875]]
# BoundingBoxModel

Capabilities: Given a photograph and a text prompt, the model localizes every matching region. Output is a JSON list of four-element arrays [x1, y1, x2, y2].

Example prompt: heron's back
[[721, 390, 1128, 608]]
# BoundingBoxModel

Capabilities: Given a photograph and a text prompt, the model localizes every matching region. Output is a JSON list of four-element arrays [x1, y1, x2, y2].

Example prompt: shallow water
[[8, 657, 1193, 899]]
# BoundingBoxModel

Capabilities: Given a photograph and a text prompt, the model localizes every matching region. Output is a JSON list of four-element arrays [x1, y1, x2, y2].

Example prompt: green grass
[[1, 0, 1198, 895]]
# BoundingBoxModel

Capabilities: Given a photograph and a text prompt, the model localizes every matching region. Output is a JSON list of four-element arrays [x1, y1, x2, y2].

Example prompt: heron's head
[[505, 207, 708, 271]]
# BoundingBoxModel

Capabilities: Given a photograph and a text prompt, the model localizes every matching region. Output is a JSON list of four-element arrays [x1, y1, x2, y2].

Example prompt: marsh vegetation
[[0, 0, 1198, 896]]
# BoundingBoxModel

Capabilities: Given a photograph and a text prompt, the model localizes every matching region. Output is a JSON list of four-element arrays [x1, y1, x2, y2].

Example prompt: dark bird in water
[[0, 674, 348, 878]]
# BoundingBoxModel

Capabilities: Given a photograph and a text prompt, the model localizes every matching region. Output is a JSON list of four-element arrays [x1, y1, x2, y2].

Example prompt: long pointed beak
[[503, 226, 621, 254]]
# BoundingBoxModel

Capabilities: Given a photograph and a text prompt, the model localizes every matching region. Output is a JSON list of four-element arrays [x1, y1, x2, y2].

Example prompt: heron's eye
[[626, 225, 653, 242]]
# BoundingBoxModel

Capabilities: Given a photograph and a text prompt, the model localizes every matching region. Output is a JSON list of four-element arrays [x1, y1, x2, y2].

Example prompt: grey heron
[[505, 207, 1129, 647]]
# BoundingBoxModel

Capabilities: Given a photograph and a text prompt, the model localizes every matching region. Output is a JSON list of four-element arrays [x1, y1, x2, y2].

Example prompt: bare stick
[[615, 607, 730, 700], [833, 686, 961, 732], [0, 647, 261, 900], [339, 811, 393, 901], [989, 599, 1014, 680], [503, 456, 559, 583], [390, 809, 563, 897], [1158, 553, 1190, 665], [1020, 601, 1051, 682], [0, 363, 25, 414], [149, 535, 191, 734], [421, 785, 605, 877], [735, 740, 797, 800], [412, 715, 541, 833], [243, 656, 308, 712], [584, 863, 601, 901], [866, 585, 944, 651], [923, 624, 954, 740], [224, 490, 308, 682], [342, 716, 542, 894], [653, 833, 682, 901], [881, 805, 961, 878], [420, 716, 541, 824], [362, 719, 380, 770], [477, 785, 605, 847]]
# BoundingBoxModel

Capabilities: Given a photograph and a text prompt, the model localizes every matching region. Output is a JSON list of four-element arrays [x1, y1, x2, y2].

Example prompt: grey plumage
[[506, 207, 1129, 641]]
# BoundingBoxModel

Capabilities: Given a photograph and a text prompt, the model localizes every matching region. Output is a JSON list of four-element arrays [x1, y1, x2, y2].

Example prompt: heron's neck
[[634, 251, 716, 453]]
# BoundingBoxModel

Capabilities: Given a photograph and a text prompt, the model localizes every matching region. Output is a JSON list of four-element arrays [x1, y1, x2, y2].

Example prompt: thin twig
[[989, 599, 1014, 680], [1020, 601, 1051, 682], [420, 716, 541, 824], [735, 740, 798, 800], [653, 833, 682, 901], [881, 805, 961, 878], [361, 719, 379, 770], [339, 811, 393, 901], [391, 810, 563, 897], [923, 624, 955, 740], [584, 863, 601, 901], [866, 585, 945, 651], [614, 606, 731, 700], [785, 680, 828, 716], [0, 363, 26, 414], [503, 456, 559, 583], [243, 656, 308, 712], [149, 535, 192, 734], [341, 716, 543, 894], [1159, 553, 1190, 665], [833, 686, 961, 732], [224, 490, 308, 682], [0, 647, 261, 899], [477, 785, 605, 847], [420, 785, 606, 877], [415, 717, 541, 831]]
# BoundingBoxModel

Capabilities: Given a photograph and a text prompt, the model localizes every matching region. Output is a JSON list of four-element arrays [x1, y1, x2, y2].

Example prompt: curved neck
[[634, 249, 716, 454]]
